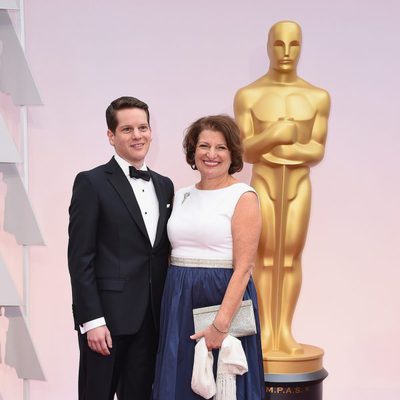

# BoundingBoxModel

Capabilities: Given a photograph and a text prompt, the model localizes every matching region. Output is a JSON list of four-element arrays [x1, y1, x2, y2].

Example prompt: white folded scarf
[[191, 335, 248, 400]]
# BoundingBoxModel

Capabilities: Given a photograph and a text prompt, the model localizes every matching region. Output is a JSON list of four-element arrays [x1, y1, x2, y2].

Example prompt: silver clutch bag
[[192, 299, 257, 337]]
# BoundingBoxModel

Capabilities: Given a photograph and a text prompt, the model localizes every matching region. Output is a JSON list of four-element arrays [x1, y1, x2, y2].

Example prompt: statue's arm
[[271, 91, 331, 165], [234, 90, 296, 164]]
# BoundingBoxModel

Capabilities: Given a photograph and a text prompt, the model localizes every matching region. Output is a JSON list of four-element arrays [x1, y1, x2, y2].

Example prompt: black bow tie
[[129, 166, 151, 181]]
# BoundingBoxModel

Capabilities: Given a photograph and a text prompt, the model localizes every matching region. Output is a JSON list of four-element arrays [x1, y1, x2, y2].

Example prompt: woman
[[152, 115, 264, 400]]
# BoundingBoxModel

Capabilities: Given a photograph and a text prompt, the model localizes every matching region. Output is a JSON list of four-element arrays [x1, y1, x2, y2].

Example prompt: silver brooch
[[182, 192, 190, 204]]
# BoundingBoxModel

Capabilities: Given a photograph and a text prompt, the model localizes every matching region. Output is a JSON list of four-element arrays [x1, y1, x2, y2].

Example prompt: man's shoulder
[[150, 169, 172, 182], [72, 160, 115, 189], [76, 159, 113, 177], [149, 169, 174, 191]]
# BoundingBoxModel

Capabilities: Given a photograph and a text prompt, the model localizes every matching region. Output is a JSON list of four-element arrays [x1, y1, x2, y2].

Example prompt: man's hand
[[87, 325, 112, 356]]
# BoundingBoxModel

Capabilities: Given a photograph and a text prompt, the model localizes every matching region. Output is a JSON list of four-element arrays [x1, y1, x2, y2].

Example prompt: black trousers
[[78, 306, 158, 400]]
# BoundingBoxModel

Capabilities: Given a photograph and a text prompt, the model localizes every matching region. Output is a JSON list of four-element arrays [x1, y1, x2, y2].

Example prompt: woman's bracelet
[[211, 322, 229, 334]]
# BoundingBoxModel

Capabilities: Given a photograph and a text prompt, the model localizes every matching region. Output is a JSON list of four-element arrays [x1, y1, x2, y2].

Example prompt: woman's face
[[194, 129, 231, 180]]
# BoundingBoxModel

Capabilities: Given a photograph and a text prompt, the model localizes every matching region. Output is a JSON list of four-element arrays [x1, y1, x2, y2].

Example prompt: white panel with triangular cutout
[[0, 253, 20, 305], [0, 1, 18, 10], [0, 10, 42, 105], [0, 113, 20, 162], [0, 163, 44, 245], [2, 306, 45, 380]]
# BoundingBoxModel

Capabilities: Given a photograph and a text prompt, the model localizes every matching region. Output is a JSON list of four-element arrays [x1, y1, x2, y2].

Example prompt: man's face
[[107, 108, 152, 167], [268, 22, 302, 72]]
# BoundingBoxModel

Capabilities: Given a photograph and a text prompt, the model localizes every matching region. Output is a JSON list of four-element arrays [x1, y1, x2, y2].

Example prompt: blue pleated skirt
[[152, 265, 265, 400]]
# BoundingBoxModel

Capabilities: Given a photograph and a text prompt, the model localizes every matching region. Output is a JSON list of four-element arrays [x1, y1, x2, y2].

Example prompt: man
[[68, 96, 174, 399], [234, 21, 330, 357]]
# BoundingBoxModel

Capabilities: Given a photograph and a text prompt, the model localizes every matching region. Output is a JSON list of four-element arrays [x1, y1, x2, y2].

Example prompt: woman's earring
[[191, 164, 197, 170]]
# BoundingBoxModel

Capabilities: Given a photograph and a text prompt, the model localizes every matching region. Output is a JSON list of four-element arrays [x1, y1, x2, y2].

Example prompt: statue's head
[[267, 21, 302, 73]]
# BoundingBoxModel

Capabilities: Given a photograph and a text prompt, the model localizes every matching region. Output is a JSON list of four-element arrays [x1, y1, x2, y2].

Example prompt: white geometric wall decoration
[[0, 163, 44, 245], [0, 0, 19, 10], [0, 4, 45, 399], [2, 306, 45, 380], [0, 253, 21, 305], [0, 113, 21, 162], [0, 10, 42, 105], [0, 1, 18, 10]]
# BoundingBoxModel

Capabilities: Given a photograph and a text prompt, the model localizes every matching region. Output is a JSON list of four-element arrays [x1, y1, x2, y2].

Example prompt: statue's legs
[[279, 175, 311, 354], [252, 164, 312, 355]]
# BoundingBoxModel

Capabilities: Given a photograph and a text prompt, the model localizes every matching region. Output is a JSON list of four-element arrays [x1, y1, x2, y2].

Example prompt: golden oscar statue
[[234, 21, 330, 379]]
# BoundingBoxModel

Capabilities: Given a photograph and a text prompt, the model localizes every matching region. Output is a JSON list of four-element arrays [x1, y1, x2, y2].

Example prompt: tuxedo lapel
[[105, 158, 150, 243], [149, 169, 167, 249]]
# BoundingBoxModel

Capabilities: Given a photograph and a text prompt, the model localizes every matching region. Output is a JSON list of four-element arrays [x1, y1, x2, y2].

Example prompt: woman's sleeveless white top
[[168, 183, 257, 261]]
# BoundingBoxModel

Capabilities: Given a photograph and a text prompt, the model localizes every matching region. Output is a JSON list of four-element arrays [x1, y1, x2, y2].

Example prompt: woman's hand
[[190, 324, 227, 351]]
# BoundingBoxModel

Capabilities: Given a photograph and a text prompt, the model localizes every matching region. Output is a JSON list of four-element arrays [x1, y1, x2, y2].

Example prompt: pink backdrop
[[3, 0, 400, 399]]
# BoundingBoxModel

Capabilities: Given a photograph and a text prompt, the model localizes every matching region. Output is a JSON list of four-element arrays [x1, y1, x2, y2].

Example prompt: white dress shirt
[[114, 154, 159, 246], [80, 154, 159, 334]]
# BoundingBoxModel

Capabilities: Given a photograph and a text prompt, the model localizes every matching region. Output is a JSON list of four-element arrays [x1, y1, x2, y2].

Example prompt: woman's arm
[[191, 191, 261, 349]]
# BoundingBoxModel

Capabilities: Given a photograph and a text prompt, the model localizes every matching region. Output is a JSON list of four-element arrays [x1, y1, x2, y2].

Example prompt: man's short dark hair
[[183, 115, 243, 175], [106, 96, 150, 132]]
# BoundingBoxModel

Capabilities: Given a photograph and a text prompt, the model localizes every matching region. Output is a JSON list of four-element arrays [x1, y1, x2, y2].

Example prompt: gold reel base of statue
[[264, 344, 324, 374]]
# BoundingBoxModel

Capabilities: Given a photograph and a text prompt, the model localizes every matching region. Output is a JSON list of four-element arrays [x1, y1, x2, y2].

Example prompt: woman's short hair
[[183, 115, 243, 174]]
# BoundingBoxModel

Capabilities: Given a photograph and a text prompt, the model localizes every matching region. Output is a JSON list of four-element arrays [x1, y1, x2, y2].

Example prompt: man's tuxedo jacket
[[68, 157, 174, 335]]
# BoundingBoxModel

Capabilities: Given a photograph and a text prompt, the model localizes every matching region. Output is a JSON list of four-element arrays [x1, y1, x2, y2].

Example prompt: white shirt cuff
[[79, 317, 106, 334]]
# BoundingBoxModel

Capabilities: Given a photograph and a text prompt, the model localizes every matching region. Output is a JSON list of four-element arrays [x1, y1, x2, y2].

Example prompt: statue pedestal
[[264, 344, 328, 400]]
